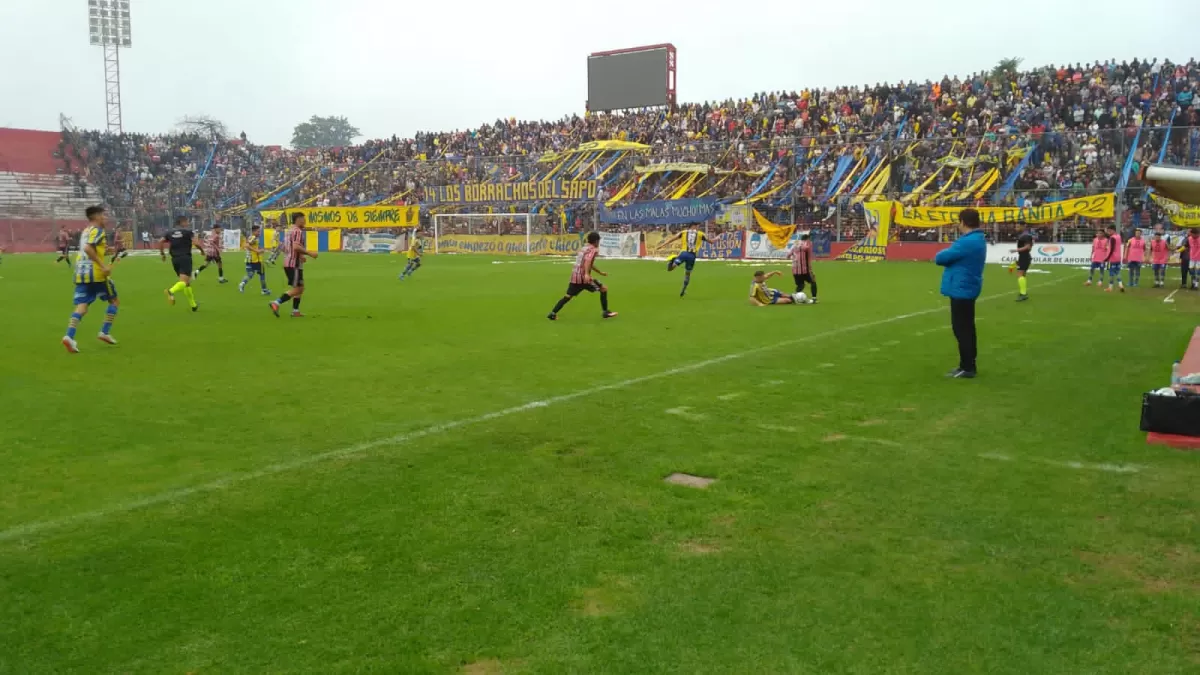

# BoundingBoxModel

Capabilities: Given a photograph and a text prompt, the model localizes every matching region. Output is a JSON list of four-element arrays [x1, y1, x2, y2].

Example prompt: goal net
[[341, 227, 418, 253], [431, 213, 551, 255], [430, 212, 644, 258]]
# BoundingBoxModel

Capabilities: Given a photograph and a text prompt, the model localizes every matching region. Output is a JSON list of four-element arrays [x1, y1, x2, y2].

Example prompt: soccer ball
[[792, 292, 808, 303]]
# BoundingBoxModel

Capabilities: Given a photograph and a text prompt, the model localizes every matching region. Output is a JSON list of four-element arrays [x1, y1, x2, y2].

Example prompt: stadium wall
[[418, 232, 956, 261], [1, 219, 88, 253]]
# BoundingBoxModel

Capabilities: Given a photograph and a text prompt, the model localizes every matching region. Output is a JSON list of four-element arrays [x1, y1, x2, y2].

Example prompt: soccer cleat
[[946, 368, 977, 379], [1104, 287, 1112, 293], [165, 289, 175, 306], [667, 259, 676, 272], [1084, 280, 1091, 286], [238, 281, 246, 293], [602, 311, 618, 319], [810, 298, 819, 304], [546, 313, 557, 321], [270, 301, 281, 317], [219, 277, 228, 284], [191, 304, 199, 312], [62, 336, 79, 353], [1017, 294, 1029, 302], [97, 333, 117, 345], [290, 311, 304, 318], [261, 289, 272, 296]]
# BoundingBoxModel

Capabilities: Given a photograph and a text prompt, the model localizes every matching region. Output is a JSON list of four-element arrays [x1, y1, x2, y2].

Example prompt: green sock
[[183, 286, 197, 308], [169, 281, 187, 294], [1018, 276, 1027, 295]]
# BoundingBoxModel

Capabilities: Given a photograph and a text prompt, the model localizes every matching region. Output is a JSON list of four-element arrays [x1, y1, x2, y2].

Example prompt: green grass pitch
[[0, 252, 1198, 674]]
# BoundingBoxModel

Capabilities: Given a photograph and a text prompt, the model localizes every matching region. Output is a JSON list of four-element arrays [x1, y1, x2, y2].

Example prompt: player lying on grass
[[749, 270, 809, 305]]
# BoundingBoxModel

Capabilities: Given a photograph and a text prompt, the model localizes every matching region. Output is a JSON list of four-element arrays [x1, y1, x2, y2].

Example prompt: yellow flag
[[753, 209, 795, 249]]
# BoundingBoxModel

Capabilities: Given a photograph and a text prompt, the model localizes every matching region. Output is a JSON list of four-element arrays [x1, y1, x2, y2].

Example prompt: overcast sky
[[1, 1, 1196, 146]]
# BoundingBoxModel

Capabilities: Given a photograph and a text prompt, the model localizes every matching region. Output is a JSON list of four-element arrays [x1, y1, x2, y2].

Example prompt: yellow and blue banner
[[1151, 194, 1200, 226], [643, 231, 743, 259], [600, 198, 720, 226], [434, 234, 585, 256], [259, 205, 419, 228], [425, 179, 598, 205], [892, 194, 1114, 227]]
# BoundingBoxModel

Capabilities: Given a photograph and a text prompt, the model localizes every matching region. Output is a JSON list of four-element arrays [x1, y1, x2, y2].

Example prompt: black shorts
[[205, 254, 222, 264], [566, 281, 601, 296], [1017, 255, 1032, 272], [59, 246, 69, 256], [284, 267, 305, 287], [793, 272, 815, 286], [172, 256, 193, 277]]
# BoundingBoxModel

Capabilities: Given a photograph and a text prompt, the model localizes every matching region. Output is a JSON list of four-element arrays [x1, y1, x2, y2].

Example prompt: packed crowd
[[60, 57, 1199, 232]]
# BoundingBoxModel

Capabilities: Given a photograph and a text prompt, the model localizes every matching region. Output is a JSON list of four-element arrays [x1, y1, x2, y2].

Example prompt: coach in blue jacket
[[934, 208, 987, 378]]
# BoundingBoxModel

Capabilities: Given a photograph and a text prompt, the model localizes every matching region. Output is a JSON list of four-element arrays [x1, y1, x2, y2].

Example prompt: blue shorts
[[674, 251, 697, 271], [245, 262, 263, 274], [1090, 262, 1105, 271], [1127, 261, 1141, 270], [73, 280, 117, 306], [1153, 264, 1166, 272], [1108, 262, 1121, 274], [768, 289, 783, 304]]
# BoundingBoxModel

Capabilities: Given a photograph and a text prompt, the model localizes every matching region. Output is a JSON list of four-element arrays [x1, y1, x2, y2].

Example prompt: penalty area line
[[0, 276, 1070, 543]]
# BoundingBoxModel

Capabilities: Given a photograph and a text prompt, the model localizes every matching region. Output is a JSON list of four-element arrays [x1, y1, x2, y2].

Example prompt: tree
[[291, 115, 361, 149], [990, 57, 1024, 84], [177, 115, 229, 140]]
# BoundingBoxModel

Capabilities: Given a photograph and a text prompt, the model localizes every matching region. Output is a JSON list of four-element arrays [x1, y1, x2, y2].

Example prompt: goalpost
[[431, 213, 544, 254]]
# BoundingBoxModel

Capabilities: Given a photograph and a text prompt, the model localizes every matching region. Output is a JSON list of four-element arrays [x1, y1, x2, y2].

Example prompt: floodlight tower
[[87, 0, 132, 134]]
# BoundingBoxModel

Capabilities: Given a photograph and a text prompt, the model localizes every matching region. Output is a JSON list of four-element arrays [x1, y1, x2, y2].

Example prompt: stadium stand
[[4, 57, 1199, 248], [0, 128, 93, 251]]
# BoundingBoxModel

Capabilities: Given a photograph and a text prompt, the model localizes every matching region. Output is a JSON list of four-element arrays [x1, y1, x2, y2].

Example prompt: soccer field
[[1, 252, 1198, 674]]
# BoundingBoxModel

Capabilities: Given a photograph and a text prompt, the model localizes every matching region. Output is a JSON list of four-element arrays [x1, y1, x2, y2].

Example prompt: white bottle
[[1171, 361, 1181, 386]]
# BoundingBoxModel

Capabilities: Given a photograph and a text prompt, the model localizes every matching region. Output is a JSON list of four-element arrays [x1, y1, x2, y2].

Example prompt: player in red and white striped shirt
[[789, 233, 819, 303], [269, 212, 318, 317], [548, 232, 617, 321], [194, 224, 229, 283]]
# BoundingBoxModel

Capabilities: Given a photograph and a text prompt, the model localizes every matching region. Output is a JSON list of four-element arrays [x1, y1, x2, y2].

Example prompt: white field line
[[978, 453, 1144, 473], [0, 275, 1071, 543], [1164, 289, 1179, 304], [665, 407, 707, 421]]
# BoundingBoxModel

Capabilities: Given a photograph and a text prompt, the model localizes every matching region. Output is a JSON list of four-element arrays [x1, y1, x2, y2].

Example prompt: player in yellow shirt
[[666, 224, 707, 297], [62, 205, 120, 353], [748, 270, 804, 306], [238, 224, 271, 295], [398, 232, 424, 280]]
